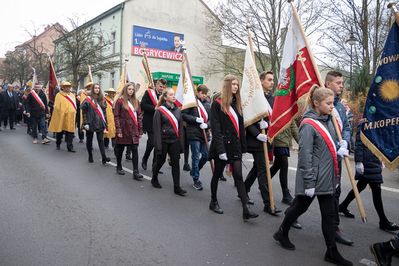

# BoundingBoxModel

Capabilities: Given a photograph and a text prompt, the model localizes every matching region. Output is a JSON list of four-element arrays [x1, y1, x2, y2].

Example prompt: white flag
[[175, 54, 197, 110]]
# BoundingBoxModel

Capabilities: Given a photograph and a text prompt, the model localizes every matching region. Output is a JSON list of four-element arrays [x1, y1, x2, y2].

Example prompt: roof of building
[[16, 23, 64, 49]]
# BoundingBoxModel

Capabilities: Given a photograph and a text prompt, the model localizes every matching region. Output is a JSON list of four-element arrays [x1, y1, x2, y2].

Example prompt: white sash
[[159, 106, 179, 137], [197, 100, 208, 123], [127, 101, 138, 126], [332, 108, 343, 133]]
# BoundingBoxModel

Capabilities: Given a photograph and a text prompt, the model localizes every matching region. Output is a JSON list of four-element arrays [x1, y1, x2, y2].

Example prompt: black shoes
[[68, 149, 76, 153], [125, 154, 132, 160], [282, 190, 294, 205], [133, 171, 143, 181], [243, 204, 259, 220], [116, 168, 125, 175], [141, 161, 147, 170], [380, 221, 399, 232], [174, 187, 187, 196], [209, 200, 224, 214], [264, 205, 282, 216], [291, 220, 302, 230], [273, 228, 295, 250], [370, 242, 395, 266], [335, 230, 354, 246], [219, 175, 227, 181], [324, 247, 353, 266], [102, 157, 111, 165], [151, 178, 162, 189], [88, 155, 94, 163], [338, 206, 355, 219], [183, 163, 191, 172]]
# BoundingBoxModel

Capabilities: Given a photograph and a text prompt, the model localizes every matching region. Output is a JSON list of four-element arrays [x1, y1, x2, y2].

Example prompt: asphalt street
[[0, 126, 398, 266]]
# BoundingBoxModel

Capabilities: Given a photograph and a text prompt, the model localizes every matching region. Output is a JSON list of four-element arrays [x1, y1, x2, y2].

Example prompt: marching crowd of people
[[0, 70, 398, 266]]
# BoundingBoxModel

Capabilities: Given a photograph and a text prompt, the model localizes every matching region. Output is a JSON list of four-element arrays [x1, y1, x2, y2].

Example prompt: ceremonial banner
[[175, 53, 197, 110], [268, 10, 319, 141], [361, 22, 399, 171], [48, 58, 58, 103], [241, 32, 272, 127]]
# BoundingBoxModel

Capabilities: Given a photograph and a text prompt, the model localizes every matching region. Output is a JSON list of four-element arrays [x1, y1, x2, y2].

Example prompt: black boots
[[273, 228, 295, 250], [370, 241, 397, 266], [88, 151, 94, 163], [174, 186, 187, 196], [102, 157, 110, 165], [116, 167, 125, 175], [209, 200, 224, 214], [151, 178, 162, 188], [133, 170, 143, 181], [243, 204, 258, 220], [282, 189, 294, 205], [324, 246, 353, 266]]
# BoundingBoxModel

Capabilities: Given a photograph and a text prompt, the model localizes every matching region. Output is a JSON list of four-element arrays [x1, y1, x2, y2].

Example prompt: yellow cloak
[[49, 91, 77, 133], [104, 96, 116, 138], [79, 92, 88, 128]]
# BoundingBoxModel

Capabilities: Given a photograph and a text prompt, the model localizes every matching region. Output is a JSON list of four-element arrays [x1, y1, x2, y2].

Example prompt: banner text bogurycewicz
[[132, 47, 183, 61]]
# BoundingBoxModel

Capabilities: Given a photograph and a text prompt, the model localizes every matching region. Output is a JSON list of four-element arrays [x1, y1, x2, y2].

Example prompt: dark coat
[[209, 97, 247, 161], [114, 98, 143, 145], [1, 90, 19, 111], [334, 96, 351, 144], [182, 98, 211, 141], [81, 98, 107, 132], [25, 90, 48, 118], [153, 103, 184, 155], [354, 127, 383, 183], [140, 89, 161, 133]]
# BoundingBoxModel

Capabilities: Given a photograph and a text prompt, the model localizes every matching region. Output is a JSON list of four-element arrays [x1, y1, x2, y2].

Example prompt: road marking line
[[47, 136, 56, 141], [359, 258, 377, 266], [381, 186, 399, 193], [106, 161, 152, 181]]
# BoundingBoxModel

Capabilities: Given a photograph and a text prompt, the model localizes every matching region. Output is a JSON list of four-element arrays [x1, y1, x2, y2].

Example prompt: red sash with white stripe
[[85, 96, 107, 130], [62, 94, 77, 111], [197, 100, 208, 123], [158, 106, 179, 137], [216, 99, 240, 139], [301, 118, 339, 176], [147, 89, 158, 106], [127, 101, 138, 127], [105, 98, 113, 109], [31, 90, 45, 111]]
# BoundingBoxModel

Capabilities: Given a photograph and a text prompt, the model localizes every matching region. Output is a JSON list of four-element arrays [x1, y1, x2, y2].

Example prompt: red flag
[[48, 58, 58, 103]]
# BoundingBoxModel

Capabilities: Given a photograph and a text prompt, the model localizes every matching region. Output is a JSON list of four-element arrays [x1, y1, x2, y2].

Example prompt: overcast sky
[[0, 0, 218, 57]]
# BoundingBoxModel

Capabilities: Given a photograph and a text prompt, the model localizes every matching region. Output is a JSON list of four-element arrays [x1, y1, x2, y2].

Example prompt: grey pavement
[[0, 125, 398, 266]]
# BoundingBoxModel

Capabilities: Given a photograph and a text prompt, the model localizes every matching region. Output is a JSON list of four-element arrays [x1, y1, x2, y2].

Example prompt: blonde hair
[[220, 74, 242, 114], [156, 88, 174, 108], [308, 86, 334, 109], [114, 82, 139, 111]]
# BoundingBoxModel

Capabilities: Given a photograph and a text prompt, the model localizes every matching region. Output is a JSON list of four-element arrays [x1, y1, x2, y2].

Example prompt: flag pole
[[388, 3, 399, 26], [289, 0, 367, 223], [182, 47, 215, 174], [247, 26, 276, 214]]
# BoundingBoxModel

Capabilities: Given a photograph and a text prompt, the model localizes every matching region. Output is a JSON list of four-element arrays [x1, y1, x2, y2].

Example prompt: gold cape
[[49, 91, 77, 133], [104, 96, 116, 138]]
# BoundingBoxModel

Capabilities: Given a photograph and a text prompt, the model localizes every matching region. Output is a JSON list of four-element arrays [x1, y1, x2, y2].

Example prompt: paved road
[[0, 126, 398, 266]]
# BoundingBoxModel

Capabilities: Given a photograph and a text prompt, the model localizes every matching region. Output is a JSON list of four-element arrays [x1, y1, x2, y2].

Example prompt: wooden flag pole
[[388, 3, 399, 26], [247, 26, 276, 213], [289, 0, 367, 223]]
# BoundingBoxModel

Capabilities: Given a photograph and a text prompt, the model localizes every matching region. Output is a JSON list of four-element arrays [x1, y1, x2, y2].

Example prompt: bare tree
[[0, 50, 31, 85], [53, 17, 119, 87]]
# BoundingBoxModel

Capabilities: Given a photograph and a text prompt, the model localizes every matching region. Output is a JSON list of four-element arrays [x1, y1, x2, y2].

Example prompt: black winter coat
[[209, 97, 246, 161], [81, 98, 107, 132], [1, 90, 19, 111], [182, 99, 211, 141], [153, 103, 184, 155], [140, 89, 161, 133], [354, 127, 383, 183], [26, 90, 48, 118]]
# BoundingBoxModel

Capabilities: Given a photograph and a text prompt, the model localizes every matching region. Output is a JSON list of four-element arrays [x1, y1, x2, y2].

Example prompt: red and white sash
[[197, 100, 208, 123], [31, 90, 45, 110], [105, 97, 113, 109], [301, 118, 339, 176], [127, 101, 138, 127], [158, 106, 179, 137], [147, 89, 158, 106], [332, 108, 343, 133], [86, 96, 107, 129], [216, 99, 240, 139], [62, 94, 77, 111]]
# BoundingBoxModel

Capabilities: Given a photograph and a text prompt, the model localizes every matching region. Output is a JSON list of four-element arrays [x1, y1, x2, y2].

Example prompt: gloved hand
[[355, 162, 364, 175], [196, 117, 204, 124], [219, 153, 228, 161], [337, 146, 349, 157], [256, 133, 268, 143], [304, 188, 315, 197], [200, 123, 208, 129], [258, 119, 268, 130], [339, 140, 348, 150], [83, 124, 90, 131]]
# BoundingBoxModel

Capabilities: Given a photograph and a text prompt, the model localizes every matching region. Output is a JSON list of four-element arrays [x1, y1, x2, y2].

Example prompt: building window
[[111, 31, 116, 54], [110, 72, 115, 88]]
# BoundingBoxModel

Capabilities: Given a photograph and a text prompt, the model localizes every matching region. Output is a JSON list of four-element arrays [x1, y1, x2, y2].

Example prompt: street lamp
[[346, 30, 357, 97]]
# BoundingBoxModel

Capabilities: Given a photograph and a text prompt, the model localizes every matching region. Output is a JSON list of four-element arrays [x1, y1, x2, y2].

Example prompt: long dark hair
[[116, 82, 139, 111], [90, 83, 105, 108]]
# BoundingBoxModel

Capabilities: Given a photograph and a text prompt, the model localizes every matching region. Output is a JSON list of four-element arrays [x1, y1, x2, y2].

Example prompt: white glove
[[337, 147, 349, 157], [258, 119, 268, 130], [83, 124, 90, 131], [256, 133, 268, 143], [355, 162, 364, 175], [200, 123, 208, 129], [339, 140, 348, 150], [196, 117, 204, 124], [219, 153, 228, 161], [304, 188, 315, 197]]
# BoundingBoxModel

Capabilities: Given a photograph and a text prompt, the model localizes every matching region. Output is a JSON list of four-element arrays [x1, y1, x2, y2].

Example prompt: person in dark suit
[[140, 78, 166, 171], [1, 84, 19, 129], [171, 35, 183, 52]]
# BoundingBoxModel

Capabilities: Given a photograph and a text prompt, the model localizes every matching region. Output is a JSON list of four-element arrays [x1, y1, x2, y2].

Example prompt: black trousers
[[104, 138, 115, 148], [2, 109, 15, 128], [333, 160, 343, 231], [86, 131, 107, 160], [211, 158, 248, 205], [244, 151, 270, 206], [56, 131, 74, 150], [115, 144, 138, 171], [152, 141, 181, 187], [270, 155, 289, 193], [183, 127, 190, 165], [281, 195, 336, 249], [142, 131, 156, 165], [340, 179, 389, 224]]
